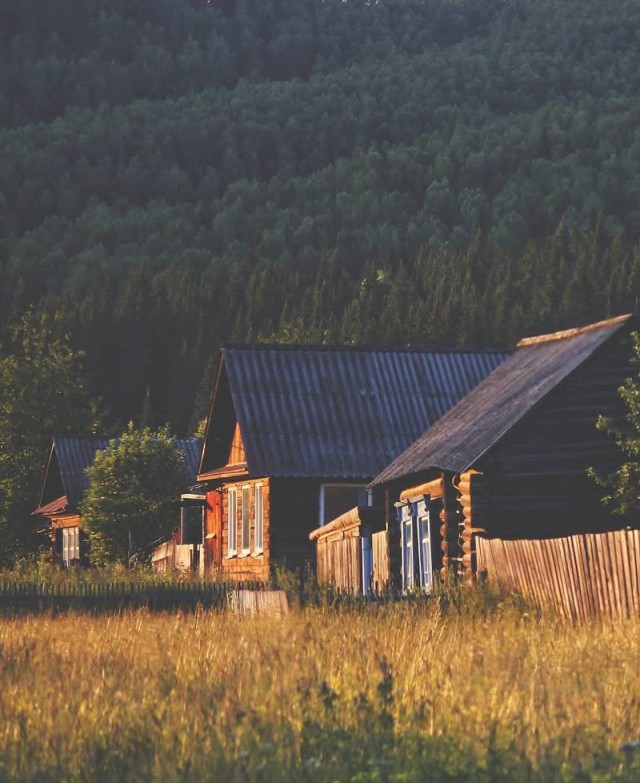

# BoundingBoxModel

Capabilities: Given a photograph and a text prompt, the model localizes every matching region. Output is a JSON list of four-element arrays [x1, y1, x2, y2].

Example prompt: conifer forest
[[2, 0, 640, 432]]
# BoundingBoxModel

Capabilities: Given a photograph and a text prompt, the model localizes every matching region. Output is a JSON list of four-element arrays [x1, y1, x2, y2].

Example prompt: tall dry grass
[[0, 595, 639, 782]]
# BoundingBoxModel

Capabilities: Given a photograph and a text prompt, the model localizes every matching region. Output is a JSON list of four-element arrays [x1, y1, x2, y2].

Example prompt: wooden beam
[[399, 477, 444, 501], [516, 314, 631, 348]]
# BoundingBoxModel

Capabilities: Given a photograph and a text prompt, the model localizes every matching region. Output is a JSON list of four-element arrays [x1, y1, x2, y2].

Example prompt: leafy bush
[[81, 424, 190, 565]]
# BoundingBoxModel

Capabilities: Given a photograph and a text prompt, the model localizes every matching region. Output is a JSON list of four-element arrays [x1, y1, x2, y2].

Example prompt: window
[[62, 527, 80, 567], [397, 498, 434, 593], [241, 484, 251, 555], [227, 487, 237, 556], [397, 502, 415, 590], [319, 484, 368, 524], [254, 483, 264, 554], [416, 498, 433, 594]]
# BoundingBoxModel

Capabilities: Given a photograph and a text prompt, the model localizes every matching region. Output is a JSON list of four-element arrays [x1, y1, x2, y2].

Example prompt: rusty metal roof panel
[[371, 315, 633, 485], [222, 346, 509, 479]]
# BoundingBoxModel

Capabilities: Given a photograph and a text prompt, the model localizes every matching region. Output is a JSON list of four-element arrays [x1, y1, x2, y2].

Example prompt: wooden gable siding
[[219, 478, 270, 582], [228, 422, 246, 465], [477, 333, 632, 540]]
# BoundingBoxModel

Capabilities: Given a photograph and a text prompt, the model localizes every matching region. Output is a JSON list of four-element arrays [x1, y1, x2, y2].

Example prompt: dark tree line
[[1, 0, 640, 433], [28, 217, 639, 434]]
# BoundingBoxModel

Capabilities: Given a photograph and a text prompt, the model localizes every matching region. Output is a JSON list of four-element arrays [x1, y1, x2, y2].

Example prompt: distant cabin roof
[[370, 315, 634, 486], [200, 345, 509, 480], [35, 435, 201, 515]]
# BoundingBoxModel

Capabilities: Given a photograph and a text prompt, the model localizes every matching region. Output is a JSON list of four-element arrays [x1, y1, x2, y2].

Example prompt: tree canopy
[[591, 332, 640, 525], [0, 311, 95, 563], [80, 425, 190, 566], [1, 0, 640, 433]]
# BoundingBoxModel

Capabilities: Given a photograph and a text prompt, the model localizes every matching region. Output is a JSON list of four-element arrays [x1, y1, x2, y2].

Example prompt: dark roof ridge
[[517, 314, 633, 348], [222, 343, 508, 355]]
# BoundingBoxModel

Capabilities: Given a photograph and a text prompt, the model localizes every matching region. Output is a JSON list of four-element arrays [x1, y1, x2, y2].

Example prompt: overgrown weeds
[[0, 597, 637, 781]]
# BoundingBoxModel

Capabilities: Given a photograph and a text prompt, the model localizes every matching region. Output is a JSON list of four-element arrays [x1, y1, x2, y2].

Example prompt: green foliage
[[3, 0, 640, 432], [591, 332, 640, 522], [80, 424, 190, 566], [0, 310, 94, 564]]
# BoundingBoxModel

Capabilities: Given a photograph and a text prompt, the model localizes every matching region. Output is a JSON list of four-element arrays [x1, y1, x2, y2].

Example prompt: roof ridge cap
[[516, 314, 632, 348], [222, 343, 508, 354]]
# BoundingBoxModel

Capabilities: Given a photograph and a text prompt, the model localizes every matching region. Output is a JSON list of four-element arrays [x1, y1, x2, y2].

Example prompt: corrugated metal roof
[[43, 436, 201, 512], [371, 315, 633, 485], [53, 436, 108, 510], [221, 346, 509, 479], [175, 438, 202, 481]]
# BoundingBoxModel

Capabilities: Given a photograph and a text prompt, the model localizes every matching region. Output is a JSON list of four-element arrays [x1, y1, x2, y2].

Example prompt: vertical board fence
[[0, 580, 265, 614], [317, 536, 361, 593], [477, 529, 640, 622]]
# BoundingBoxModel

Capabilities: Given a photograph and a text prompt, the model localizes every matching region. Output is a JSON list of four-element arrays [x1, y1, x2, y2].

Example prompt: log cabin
[[369, 315, 636, 591], [34, 436, 201, 566], [198, 345, 508, 582]]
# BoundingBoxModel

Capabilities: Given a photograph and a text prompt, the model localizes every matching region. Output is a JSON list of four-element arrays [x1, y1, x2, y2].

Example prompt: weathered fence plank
[[477, 529, 640, 622]]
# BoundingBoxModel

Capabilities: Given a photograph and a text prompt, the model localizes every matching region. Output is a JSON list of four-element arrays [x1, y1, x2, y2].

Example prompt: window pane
[[417, 509, 432, 593], [242, 486, 251, 551], [255, 485, 263, 553], [228, 489, 237, 554], [404, 519, 414, 589], [62, 528, 69, 567]]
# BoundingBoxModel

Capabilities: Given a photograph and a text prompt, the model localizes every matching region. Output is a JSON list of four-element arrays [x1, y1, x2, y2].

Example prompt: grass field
[[0, 591, 639, 782]]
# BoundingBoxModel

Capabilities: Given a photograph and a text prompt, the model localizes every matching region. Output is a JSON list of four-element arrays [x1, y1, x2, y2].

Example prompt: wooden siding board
[[372, 529, 390, 593], [587, 534, 606, 620], [571, 535, 589, 623]]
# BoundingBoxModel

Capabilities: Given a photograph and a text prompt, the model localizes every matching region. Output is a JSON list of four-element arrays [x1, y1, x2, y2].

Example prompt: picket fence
[[476, 529, 640, 622]]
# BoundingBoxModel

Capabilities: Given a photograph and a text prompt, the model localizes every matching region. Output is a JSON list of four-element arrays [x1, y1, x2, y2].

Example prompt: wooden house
[[34, 436, 201, 567], [198, 345, 508, 583], [369, 315, 636, 591]]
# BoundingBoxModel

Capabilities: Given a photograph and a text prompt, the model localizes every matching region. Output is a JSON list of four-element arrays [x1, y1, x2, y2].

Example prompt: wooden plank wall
[[477, 530, 640, 622], [372, 530, 390, 593], [317, 536, 360, 592]]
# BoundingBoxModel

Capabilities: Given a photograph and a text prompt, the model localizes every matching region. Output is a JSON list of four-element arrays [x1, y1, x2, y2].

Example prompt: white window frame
[[62, 526, 80, 567], [254, 483, 264, 555], [415, 497, 433, 594], [397, 502, 415, 591], [240, 484, 251, 556], [227, 487, 237, 557], [318, 483, 369, 525]]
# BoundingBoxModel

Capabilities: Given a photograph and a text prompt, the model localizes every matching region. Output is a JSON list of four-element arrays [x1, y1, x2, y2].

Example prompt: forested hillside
[[2, 0, 640, 432]]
